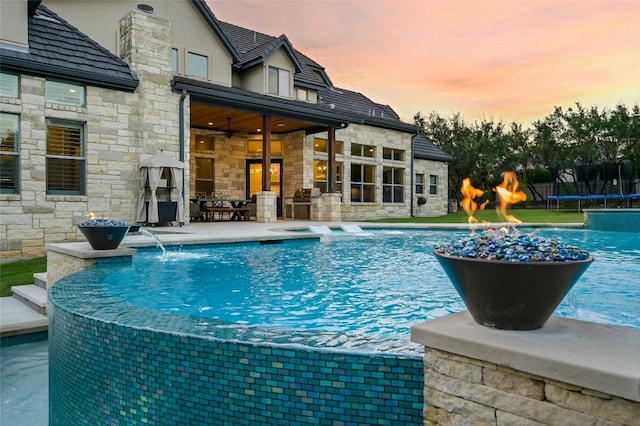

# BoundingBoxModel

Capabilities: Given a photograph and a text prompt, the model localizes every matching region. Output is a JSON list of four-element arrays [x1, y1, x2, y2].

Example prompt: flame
[[494, 171, 527, 223], [86, 212, 97, 220], [460, 178, 487, 224]]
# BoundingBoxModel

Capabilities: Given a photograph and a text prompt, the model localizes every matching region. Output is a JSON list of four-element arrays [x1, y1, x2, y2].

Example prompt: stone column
[[311, 193, 342, 222], [256, 191, 277, 223]]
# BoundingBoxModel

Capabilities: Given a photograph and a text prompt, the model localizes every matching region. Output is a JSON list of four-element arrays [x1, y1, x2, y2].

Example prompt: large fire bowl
[[434, 252, 593, 330], [78, 225, 130, 250]]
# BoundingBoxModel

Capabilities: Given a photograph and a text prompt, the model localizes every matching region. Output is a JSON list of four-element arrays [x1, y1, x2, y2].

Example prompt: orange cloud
[[209, 0, 640, 124]]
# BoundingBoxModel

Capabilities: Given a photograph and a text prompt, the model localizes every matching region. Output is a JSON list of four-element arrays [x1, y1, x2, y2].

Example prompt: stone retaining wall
[[423, 347, 638, 426], [411, 312, 640, 426]]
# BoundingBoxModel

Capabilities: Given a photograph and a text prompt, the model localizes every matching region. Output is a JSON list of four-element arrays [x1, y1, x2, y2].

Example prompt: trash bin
[[448, 199, 458, 213]]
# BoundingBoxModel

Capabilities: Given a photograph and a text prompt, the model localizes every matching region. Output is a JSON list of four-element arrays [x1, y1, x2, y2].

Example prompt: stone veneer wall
[[0, 11, 183, 258], [423, 347, 638, 426], [411, 313, 640, 426], [413, 159, 450, 217]]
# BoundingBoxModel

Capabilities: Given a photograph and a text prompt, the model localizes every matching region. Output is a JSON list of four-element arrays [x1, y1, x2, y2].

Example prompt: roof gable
[[236, 34, 303, 73], [190, 0, 240, 62], [0, 5, 138, 91], [215, 19, 415, 132]]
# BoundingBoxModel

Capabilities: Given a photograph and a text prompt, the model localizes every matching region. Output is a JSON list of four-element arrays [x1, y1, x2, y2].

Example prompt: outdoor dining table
[[223, 199, 251, 221], [190, 198, 251, 221]]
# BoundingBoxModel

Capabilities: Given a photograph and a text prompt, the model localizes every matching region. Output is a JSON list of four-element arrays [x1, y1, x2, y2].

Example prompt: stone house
[[0, 0, 453, 258]]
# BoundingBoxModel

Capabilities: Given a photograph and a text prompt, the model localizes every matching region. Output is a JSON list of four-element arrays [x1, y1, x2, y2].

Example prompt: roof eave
[[0, 57, 139, 92], [359, 117, 419, 134], [173, 79, 351, 128]]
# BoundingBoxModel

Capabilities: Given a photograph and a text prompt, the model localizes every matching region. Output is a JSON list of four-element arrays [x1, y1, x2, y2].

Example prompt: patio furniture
[[207, 193, 234, 221], [189, 202, 203, 222]]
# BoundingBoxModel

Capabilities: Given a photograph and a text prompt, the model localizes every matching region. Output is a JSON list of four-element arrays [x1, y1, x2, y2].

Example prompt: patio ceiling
[[190, 103, 325, 136]]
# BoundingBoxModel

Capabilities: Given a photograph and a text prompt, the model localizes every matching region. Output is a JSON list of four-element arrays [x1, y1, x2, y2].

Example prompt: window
[[195, 157, 214, 194], [296, 88, 308, 101], [195, 135, 215, 152], [415, 173, 424, 194], [0, 113, 19, 193], [351, 143, 374, 158], [313, 138, 343, 154], [187, 52, 208, 79], [247, 139, 282, 155], [383, 147, 404, 161], [268, 67, 290, 97], [350, 164, 375, 202], [383, 167, 404, 203], [46, 120, 85, 195], [313, 160, 343, 193], [429, 175, 438, 195], [45, 81, 85, 107], [171, 48, 179, 73], [0, 72, 19, 98]]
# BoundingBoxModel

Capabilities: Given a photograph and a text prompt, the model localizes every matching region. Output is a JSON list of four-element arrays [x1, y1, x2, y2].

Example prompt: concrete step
[[0, 297, 48, 337], [11, 284, 48, 316], [34, 272, 47, 289]]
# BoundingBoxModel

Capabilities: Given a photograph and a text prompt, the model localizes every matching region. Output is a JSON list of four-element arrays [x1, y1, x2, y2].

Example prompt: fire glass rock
[[434, 230, 593, 330]]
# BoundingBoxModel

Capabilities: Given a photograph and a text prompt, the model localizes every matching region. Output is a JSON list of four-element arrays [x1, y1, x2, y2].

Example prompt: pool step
[[11, 285, 48, 316], [0, 295, 48, 337], [34, 272, 47, 289]]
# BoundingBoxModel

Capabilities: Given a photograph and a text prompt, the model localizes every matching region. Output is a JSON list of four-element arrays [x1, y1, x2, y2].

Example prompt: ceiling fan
[[208, 117, 234, 139]]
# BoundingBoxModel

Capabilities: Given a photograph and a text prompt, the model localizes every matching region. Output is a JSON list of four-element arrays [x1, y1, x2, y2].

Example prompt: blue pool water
[[103, 227, 640, 339]]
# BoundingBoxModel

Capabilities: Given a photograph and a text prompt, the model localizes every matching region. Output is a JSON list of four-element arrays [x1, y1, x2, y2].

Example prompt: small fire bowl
[[433, 251, 593, 330], [78, 225, 130, 250]]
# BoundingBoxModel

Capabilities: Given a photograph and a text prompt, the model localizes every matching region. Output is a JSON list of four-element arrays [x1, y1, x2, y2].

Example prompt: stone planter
[[433, 252, 593, 330], [78, 225, 130, 250]]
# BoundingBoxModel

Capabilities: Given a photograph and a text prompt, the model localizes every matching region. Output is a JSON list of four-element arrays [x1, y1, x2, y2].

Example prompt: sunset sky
[[209, 0, 640, 126]]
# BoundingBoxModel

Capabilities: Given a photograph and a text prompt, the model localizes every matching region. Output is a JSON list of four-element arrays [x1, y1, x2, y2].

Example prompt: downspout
[[179, 89, 187, 162], [179, 89, 187, 223], [410, 135, 415, 217]]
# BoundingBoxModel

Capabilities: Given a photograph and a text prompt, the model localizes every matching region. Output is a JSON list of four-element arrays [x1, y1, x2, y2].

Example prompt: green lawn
[[372, 209, 583, 224], [0, 256, 47, 297], [0, 209, 582, 297]]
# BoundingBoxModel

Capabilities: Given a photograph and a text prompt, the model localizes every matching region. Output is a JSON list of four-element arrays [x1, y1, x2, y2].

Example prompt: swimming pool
[[103, 227, 639, 335], [47, 227, 639, 425]]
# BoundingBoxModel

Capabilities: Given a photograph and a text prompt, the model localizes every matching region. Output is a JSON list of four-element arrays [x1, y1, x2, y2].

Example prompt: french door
[[246, 159, 283, 217]]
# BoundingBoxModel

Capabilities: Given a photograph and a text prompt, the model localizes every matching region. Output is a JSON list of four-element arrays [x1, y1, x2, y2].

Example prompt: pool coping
[[47, 221, 588, 254], [411, 311, 640, 402]]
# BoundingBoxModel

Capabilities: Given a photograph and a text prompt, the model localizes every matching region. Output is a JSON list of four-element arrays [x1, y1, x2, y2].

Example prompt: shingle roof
[[0, 5, 138, 91], [216, 20, 417, 134], [413, 134, 455, 162]]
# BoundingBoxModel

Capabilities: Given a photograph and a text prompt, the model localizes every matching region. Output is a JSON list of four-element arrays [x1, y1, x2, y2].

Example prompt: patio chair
[[189, 201, 203, 222], [207, 192, 233, 221]]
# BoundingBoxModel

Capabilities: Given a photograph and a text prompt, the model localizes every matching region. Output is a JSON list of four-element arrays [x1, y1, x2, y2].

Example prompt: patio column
[[327, 126, 336, 193], [262, 114, 272, 191]]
